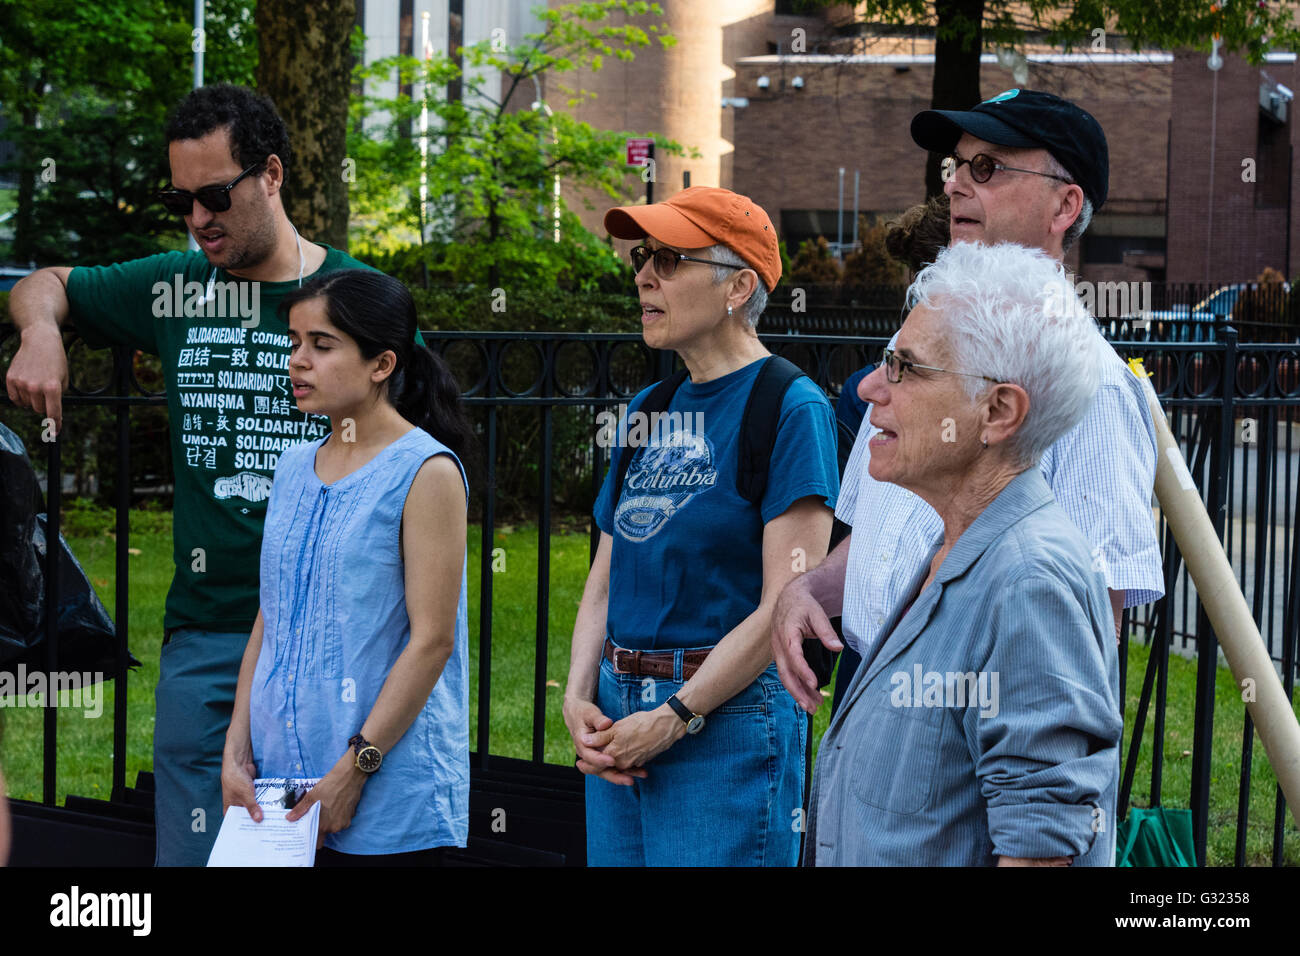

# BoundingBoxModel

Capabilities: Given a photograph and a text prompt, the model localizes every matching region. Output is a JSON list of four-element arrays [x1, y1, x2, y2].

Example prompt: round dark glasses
[[941, 153, 1073, 186]]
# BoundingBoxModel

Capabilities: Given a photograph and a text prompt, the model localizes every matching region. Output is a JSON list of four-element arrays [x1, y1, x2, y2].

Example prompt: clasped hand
[[563, 698, 682, 787]]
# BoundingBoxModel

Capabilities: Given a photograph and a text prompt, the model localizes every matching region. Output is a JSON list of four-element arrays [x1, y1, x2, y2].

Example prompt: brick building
[[1166, 50, 1298, 283], [558, 0, 1299, 285], [728, 51, 1171, 284], [358, 0, 1300, 284]]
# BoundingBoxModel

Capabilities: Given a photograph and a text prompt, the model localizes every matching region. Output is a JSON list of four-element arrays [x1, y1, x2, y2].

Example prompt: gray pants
[[152, 628, 247, 866]]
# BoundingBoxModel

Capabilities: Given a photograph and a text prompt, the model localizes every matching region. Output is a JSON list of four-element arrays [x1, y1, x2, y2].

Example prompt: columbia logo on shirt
[[614, 430, 717, 541]]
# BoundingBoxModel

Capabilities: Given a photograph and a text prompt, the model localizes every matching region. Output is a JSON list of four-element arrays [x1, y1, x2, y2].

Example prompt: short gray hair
[[906, 241, 1102, 467], [1042, 152, 1093, 252], [705, 244, 767, 328]]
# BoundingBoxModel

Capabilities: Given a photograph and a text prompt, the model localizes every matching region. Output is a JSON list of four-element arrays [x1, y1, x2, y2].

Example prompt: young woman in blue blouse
[[221, 269, 473, 865]]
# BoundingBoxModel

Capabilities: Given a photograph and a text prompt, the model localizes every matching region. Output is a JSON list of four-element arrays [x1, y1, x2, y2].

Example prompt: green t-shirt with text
[[66, 245, 374, 634]]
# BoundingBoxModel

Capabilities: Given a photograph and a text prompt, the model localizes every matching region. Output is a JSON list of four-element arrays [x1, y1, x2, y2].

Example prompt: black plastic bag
[[0, 422, 44, 663], [0, 423, 139, 678]]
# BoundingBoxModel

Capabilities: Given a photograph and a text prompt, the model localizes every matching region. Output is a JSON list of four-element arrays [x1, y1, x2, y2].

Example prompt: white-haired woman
[[563, 187, 840, 866], [804, 241, 1124, 866]]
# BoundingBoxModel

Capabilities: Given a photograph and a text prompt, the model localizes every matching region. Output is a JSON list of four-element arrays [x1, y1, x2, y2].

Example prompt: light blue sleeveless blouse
[[252, 427, 469, 853]]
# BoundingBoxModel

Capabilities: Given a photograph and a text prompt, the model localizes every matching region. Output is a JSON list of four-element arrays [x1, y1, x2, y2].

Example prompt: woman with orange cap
[[562, 187, 840, 865]]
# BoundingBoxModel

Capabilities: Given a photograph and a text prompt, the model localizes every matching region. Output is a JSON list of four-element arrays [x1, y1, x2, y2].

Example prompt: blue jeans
[[585, 653, 807, 866], [153, 627, 247, 866]]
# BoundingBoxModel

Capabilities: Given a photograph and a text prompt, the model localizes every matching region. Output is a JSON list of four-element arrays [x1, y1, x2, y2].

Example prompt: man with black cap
[[773, 90, 1163, 864], [920, 87, 1108, 259]]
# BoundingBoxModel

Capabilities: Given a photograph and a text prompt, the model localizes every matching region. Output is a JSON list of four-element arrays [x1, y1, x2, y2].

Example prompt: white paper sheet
[[206, 803, 320, 867]]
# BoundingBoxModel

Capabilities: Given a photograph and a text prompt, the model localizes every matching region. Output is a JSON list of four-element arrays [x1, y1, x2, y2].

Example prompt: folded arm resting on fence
[[4, 267, 75, 432]]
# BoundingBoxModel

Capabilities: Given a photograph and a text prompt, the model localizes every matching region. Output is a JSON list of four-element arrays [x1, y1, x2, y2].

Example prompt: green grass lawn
[[2, 507, 1297, 865]]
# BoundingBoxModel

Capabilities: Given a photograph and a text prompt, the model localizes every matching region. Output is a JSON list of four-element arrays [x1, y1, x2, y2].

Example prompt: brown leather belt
[[603, 637, 711, 680]]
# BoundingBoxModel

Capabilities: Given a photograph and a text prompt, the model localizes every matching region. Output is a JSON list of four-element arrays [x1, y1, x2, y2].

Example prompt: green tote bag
[[1116, 807, 1197, 867]]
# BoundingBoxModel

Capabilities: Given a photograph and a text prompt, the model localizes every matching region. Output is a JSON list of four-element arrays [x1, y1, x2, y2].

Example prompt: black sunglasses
[[630, 244, 746, 280], [159, 161, 264, 216], [941, 152, 1073, 186]]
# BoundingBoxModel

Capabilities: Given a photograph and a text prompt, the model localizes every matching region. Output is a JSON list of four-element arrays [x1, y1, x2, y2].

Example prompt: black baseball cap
[[911, 88, 1109, 210]]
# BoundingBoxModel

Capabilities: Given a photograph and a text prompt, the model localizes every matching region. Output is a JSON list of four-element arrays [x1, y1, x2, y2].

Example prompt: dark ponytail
[[392, 342, 476, 466], [280, 269, 477, 469]]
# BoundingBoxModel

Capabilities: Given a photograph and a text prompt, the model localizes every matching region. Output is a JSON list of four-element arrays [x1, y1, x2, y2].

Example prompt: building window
[[1080, 234, 1167, 265], [780, 208, 872, 254], [1255, 112, 1290, 209]]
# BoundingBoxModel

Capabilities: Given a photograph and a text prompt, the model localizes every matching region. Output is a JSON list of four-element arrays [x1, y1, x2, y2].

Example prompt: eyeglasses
[[630, 244, 746, 280], [881, 347, 1002, 385], [158, 162, 264, 216], [941, 152, 1073, 187]]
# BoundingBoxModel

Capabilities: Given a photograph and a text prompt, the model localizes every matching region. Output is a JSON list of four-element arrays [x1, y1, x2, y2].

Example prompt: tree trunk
[[926, 0, 985, 198], [255, 0, 356, 251]]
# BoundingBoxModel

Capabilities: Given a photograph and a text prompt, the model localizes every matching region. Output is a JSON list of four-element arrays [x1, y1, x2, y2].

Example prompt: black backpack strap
[[737, 355, 805, 505], [610, 367, 689, 506]]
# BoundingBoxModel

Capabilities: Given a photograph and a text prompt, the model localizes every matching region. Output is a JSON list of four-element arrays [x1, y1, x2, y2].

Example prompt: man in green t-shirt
[[5, 84, 375, 866]]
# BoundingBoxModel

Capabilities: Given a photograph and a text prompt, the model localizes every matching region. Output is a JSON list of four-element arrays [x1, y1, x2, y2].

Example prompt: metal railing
[[762, 282, 1300, 343], [2, 324, 1298, 865]]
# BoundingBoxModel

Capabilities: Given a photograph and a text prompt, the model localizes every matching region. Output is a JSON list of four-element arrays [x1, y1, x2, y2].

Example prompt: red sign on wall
[[625, 137, 654, 168]]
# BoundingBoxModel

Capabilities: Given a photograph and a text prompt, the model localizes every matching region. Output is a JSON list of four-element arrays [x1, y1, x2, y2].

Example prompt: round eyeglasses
[[941, 152, 1073, 187]]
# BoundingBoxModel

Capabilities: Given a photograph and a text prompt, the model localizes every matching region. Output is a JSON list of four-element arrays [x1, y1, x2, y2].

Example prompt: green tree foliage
[[0, 0, 257, 266], [841, 217, 909, 288], [790, 236, 841, 285], [347, 0, 686, 292], [0, 0, 255, 503]]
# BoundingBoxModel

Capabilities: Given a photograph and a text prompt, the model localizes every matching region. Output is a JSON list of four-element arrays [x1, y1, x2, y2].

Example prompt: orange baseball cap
[[604, 186, 782, 292]]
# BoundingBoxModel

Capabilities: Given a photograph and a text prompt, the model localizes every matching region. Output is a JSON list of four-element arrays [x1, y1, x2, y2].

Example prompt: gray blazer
[[806, 468, 1122, 866]]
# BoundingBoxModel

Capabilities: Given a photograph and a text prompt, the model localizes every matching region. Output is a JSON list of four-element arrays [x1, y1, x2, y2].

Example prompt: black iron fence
[[2, 324, 1299, 865], [763, 281, 1300, 343]]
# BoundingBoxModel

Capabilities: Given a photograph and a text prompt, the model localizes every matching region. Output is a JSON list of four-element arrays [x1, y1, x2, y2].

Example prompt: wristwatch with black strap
[[665, 694, 705, 735], [348, 733, 383, 774]]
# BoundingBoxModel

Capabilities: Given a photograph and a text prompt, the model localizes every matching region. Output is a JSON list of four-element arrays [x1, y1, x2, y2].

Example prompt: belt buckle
[[613, 648, 633, 673]]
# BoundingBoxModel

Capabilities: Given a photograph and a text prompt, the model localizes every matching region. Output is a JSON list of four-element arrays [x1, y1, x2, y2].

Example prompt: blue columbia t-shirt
[[594, 357, 840, 650]]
